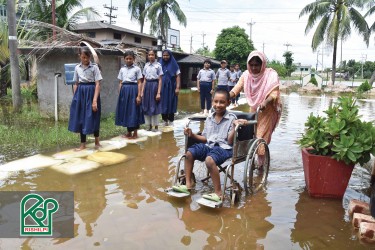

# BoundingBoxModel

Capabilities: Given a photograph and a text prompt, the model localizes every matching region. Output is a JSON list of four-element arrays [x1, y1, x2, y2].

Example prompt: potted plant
[[298, 96, 375, 198]]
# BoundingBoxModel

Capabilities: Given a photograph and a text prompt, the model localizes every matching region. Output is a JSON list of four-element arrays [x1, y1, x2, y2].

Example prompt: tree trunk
[[0, 66, 7, 98], [370, 71, 375, 86], [331, 36, 338, 86]]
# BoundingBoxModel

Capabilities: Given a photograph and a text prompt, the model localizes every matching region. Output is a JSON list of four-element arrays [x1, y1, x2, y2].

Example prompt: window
[[0, 5, 6, 17], [134, 37, 141, 43], [114, 33, 121, 40], [152, 41, 157, 46], [87, 32, 96, 38]]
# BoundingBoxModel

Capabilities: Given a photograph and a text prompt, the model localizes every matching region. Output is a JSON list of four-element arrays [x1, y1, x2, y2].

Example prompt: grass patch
[[0, 102, 140, 162]]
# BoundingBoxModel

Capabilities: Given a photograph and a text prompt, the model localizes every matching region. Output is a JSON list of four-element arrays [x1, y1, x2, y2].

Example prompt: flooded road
[[0, 92, 374, 249]]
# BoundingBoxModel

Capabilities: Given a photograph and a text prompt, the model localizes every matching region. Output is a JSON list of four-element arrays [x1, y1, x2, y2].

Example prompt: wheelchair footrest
[[196, 197, 222, 208], [164, 187, 190, 198]]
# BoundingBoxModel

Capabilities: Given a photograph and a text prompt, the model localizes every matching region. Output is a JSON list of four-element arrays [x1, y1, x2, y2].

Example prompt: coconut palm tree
[[128, 0, 148, 33], [299, 0, 370, 84], [27, 0, 100, 31], [146, 0, 187, 45], [364, 0, 375, 85]]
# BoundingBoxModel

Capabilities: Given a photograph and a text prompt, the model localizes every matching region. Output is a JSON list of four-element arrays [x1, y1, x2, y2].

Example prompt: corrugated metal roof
[[73, 21, 157, 40]]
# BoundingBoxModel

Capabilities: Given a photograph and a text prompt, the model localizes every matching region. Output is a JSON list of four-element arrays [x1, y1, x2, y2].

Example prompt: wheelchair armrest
[[188, 116, 207, 121]]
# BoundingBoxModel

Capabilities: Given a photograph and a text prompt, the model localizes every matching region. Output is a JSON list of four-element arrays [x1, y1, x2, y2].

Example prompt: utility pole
[[316, 50, 319, 72], [104, 0, 118, 24], [190, 34, 193, 54], [262, 42, 265, 54], [283, 42, 292, 51], [7, 0, 22, 112], [361, 54, 367, 79], [247, 19, 255, 41], [202, 32, 206, 48]]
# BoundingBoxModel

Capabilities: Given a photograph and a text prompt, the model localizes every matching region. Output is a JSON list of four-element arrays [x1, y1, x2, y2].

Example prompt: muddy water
[[0, 92, 374, 249]]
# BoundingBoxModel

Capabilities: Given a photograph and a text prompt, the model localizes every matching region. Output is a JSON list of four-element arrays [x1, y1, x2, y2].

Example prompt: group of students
[[68, 47, 281, 203], [196, 59, 242, 115], [68, 47, 180, 151]]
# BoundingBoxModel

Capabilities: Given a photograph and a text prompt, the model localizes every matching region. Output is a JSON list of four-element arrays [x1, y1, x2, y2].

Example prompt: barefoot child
[[68, 46, 102, 151], [115, 50, 144, 139], [141, 50, 163, 131], [173, 89, 236, 202]]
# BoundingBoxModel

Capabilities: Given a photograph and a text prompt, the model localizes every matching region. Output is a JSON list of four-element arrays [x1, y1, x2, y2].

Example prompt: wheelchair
[[167, 109, 270, 208]]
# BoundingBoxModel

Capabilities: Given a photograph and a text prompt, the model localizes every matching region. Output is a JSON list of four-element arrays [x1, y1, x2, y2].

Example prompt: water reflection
[[169, 191, 273, 249], [291, 190, 362, 249]]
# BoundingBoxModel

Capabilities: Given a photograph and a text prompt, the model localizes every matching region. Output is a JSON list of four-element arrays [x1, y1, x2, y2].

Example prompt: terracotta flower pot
[[301, 148, 355, 199]]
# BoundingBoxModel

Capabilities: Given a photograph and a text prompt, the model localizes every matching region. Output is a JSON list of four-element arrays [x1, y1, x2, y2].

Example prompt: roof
[[100, 40, 155, 50], [176, 54, 220, 66], [73, 21, 157, 40]]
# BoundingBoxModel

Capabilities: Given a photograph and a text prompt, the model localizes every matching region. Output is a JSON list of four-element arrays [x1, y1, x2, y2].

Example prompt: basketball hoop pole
[[157, 35, 162, 59]]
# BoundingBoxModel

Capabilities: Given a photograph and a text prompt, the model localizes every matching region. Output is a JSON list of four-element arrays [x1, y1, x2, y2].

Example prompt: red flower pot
[[301, 148, 355, 199]]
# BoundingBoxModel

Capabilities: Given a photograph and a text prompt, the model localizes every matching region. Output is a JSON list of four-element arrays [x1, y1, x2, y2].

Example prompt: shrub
[[357, 80, 372, 93], [309, 76, 318, 86]]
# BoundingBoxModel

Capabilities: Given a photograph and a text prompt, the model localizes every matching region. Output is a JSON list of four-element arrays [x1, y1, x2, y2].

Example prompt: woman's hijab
[[242, 51, 280, 110], [159, 49, 179, 79]]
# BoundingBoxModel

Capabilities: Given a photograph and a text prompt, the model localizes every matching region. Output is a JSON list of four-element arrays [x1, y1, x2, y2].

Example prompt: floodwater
[[0, 91, 374, 249]]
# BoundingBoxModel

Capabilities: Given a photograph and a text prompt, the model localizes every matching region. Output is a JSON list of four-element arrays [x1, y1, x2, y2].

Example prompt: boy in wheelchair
[[173, 89, 237, 202]]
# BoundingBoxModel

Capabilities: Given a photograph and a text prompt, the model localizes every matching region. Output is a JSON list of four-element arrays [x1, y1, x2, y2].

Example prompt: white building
[[291, 63, 312, 77]]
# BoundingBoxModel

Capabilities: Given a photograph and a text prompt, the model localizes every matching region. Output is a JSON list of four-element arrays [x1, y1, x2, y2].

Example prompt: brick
[[348, 199, 370, 217], [359, 222, 375, 244], [353, 213, 375, 228]]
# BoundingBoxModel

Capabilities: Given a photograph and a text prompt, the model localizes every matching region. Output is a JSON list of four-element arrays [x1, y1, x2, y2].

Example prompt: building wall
[[78, 29, 156, 47], [37, 53, 121, 119]]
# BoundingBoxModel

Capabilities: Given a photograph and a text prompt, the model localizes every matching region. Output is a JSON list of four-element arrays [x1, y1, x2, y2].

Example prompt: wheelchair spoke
[[243, 139, 270, 194]]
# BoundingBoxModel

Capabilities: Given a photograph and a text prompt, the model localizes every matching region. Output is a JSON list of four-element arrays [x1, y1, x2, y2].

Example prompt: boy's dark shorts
[[188, 143, 232, 165]]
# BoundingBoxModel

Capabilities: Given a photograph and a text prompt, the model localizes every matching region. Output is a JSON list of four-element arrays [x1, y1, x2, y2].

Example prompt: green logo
[[20, 193, 59, 236]]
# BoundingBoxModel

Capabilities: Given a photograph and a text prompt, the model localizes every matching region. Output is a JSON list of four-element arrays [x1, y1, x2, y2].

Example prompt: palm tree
[[128, 0, 148, 33], [364, 0, 375, 85], [146, 0, 187, 45], [299, 0, 369, 84], [27, 0, 100, 31]]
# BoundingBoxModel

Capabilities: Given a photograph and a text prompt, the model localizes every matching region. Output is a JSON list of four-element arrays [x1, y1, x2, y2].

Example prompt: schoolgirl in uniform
[[68, 46, 102, 151], [141, 50, 163, 131], [115, 50, 144, 139], [160, 49, 181, 126]]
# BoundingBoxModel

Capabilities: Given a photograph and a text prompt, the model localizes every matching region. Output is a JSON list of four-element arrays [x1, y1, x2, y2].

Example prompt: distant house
[[72, 21, 158, 50], [172, 52, 220, 88], [291, 63, 312, 77]]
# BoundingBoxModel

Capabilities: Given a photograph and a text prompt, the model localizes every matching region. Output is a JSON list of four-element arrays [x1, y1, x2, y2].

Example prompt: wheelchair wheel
[[173, 155, 208, 185], [243, 138, 270, 194]]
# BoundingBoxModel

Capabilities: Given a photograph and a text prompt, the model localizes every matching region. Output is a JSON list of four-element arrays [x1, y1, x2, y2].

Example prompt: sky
[[81, 0, 375, 70]]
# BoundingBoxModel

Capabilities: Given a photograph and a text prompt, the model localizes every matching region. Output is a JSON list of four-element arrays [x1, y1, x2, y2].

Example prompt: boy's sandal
[[172, 185, 190, 194], [202, 193, 221, 202]]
